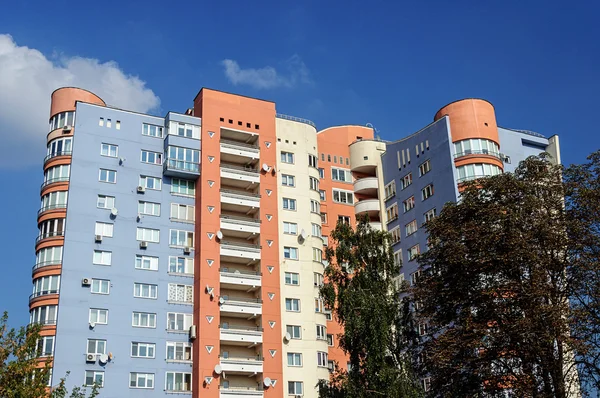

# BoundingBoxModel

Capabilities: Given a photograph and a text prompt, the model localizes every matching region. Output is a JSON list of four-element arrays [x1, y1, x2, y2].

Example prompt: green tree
[[412, 155, 582, 397], [317, 217, 423, 398]]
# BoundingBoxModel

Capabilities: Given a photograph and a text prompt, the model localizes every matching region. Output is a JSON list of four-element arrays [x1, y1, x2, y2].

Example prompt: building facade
[[31, 89, 558, 397]]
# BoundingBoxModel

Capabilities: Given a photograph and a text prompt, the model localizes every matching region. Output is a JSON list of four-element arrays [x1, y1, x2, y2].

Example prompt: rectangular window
[[115, 120, 120, 130], [384, 181, 396, 200], [281, 152, 294, 164], [313, 272, 324, 286], [84, 371, 104, 387], [140, 150, 162, 165], [282, 198, 297, 211], [131, 342, 155, 358], [315, 298, 324, 313], [327, 334, 334, 346], [138, 201, 161, 216], [142, 123, 164, 138], [393, 250, 402, 267], [318, 168, 325, 179], [405, 220, 418, 236], [418, 323, 429, 336], [167, 284, 193, 304], [313, 248, 323, 262], [130, 372, 154, 389], [139, 175, 161, 190], [422, 377, 431, 392], [281, 174, 295, 187], [94, 222, 113, 238], [285, 298, 300, 312], [309, 177, 319, 191], [166, 146, 200, 173], [312, 223, 321, 237], [331, 167, 351, 182], [169, 121, 200, 139], [338, 215, 351, 224], [408, 245, 420, 261], [166, 341, 192, 362], [170, 204, 195, 222], [286, 325, 301, 339], [308, 154, 318, 168], [411, 270, 422, 286], [316, 324, 326, 340], [134, 283, 158, 299], [135, 255, 159, 271], [287, 352, 302, 367], [403, 196, 415, 212], [283, 222, 298, 235], [167, 313, 193, 331], [284, 247, 298, 260], [91, 279, 109, 295], [89, 308, 108, 325], [321, 212, 328, 224], [169, 256, 194, 275], [106, 119, 111, 128], [285, 272, 299, 286], [319, 189, 326, 201], [93, 250, 112, 266], [424, 208, 436, 223], [37, 336, 54, 357], [421, 185, 434, 200], [333, 189, 354, 204], [98, 169, 116, 183], [100, 143, 118, 158], [390, 227, 401, 244], [386, 204, 399, 223], [288, 381, 303, 395], [169, 229, 194, 248], [317, 351, 329, 367], [401, 173, 412, 189], [136, 227, 160, 243], [311, 199, 320, 213], [98, 117, 104, 127], [132, 312, 157, 328], [165, 372, 192, 392], [419, 160, 431, 176], [96, 195, 115, 209], [87, 339, 106, 355]]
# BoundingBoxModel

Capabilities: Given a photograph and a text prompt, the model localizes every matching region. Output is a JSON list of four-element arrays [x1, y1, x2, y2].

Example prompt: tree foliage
[[317, 217, 423, 398]]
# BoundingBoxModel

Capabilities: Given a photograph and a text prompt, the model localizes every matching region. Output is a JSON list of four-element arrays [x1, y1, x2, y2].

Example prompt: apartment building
[[31, 88, 559, 397]]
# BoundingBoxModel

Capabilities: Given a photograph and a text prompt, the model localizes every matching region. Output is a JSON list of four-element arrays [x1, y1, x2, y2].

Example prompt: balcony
[[43, 150, 72, 167], [220, 241, 261, 262], [353, 177, 379, 195], [40, 177, 69, 191], [29, 290, 59, 305], [220, 324, 263, 345], [354, 199, 381, 216], [369, 222, 383, 231], [219, 355, 263, 375], [220, 164, 260, 187], [220, 296, 262, 317], [220, 268, 261, 290], [349, 139, 385, 174], [220, 139, 260, 162], [32, 260, 61, 276], [163, 158, 200, 179], [35, 231, 64, 247], [220, 189, 260, 212], [454, 149, 503, 161], [37, 204, 67, 219], [220, 386, 264, 398], [220, 215, 260, 238]]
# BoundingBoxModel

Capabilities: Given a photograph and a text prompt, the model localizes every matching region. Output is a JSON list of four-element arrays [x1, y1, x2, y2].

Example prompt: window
[[318, 168, 325, 178], [421, 185, 434, 200], [137, 201, 161, 217], [167, 284, 193, 304], [169, 256, 194, 275], [91, 279, 109, 295], [96, 195, 115, 209], [171, 178, 195, 196], [283, 198, 296, 211], [43, 164, 70, 184], [37, 336, 54, 357], [170, 204, 194, 222], [285, 298, 300, 312], [306, 154, 317, 168], [321, 212, 328, 224], [40, 191, 68, 211], [315, 298, 324, 313], [313, 273, 324, 286], [384, 181, 396, 199], [98, 117, 104, 127], [132, 312, 156, 328], [36, 247, 62, 266], [331, 167, 351, 182], [424, 208, 436, 223], [418, 323, 429, 336], [393, 251, 402, 267], [30, 305, 57, 326], [333, 189, 354, 204], [310, 199, 320, 213], [411, 270, 422, 286], [313, 248, 323, 262], [403, 196, 415, 212], [38, 219, 64, 239], [139, 175, 161, 190], [401, 173, 412, 189], [167, 313, 192, 331], [281, 174, 295, 187], [116, 120, 121, 130], [84, 371, 104, 387], [309, 177, 319, 191], [285, 272, 299, 286], [287, 353, 302, 366], [408, 245, 420, 261], [386, 204, 399, 223], [98, 169, 116, 183], [100, 143, 118, 158], [47, 137, 72, 157], [317, 351, 329, 367], [283, 222, 298, 235], [166, 146, 200, 172], [134, 283, 158, 299], [136, 227, 160, 243], [421, 377, 431, 392], [405, 220, 418, 236], [281, 152, 294, 164], [106, 119, 112, 128], [94, 222, 113, 238], [316, 324, 326, 340], [169, 229, 194, 248], [167, 342, 192, 362], [286, 325, 301, 339], [319, 189, 326, 201], [169, 121, 200, 139], [87, 339, 106, 355], [165, 372, 192, 392], [390, 227, 401, 244], [338, 215, 351, 224], [288, 381, 303, 395], [456, 163, 502, 183], [284, 247, 298, 260], [142, 123, 163, 138], [140, 150, 162, 165], [419, 160, 431, 176], [93, 250, 112, 266], [325, 310, 333, 321], [312, 223, 321, 237], [327, 334, 334, 346], [454, 138, 500, 158], [130, 372, 154, 389], [89, 308, 108, 325], [49, 111, 75, 131], [131, 342, 155, 358], [135, 255, 159, 271]]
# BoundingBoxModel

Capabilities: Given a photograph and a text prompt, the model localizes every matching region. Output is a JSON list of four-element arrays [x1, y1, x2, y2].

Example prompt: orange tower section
[[193, 89, 283, 397], [317, 125, 375, 372]]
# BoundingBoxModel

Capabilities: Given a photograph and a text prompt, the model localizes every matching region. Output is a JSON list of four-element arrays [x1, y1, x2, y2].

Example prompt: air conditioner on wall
[[137, 186, 145, 193], [86, 354, 96, 362], [95, 235, 103, 242], [62, 125, 72, 133], [82, 278, 91, 286], [140, 241, 148, 249]]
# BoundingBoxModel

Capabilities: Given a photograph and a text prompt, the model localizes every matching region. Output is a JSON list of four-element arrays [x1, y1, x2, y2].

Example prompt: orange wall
[[434, 99, 499, 145], [50, 88, 105, 118]]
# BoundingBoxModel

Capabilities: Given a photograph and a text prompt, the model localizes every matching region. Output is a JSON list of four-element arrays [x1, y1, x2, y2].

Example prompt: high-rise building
[[31, 88, 559, 397]]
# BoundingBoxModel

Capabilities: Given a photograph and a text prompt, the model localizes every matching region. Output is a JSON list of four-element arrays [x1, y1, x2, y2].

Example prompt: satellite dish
[[284, 332, 291, 342], [218, 297, 225, 305], [214, 364, 223, 375], [300, 229, 308, 240], [234, 269, 241, 274], [99, 354, 109, 364], [89, 322, 96, 329], [216, 230, 223, 240], [262, 163, 269, 172], [110, 208, 118, 216], [263, 377, 272, 388]]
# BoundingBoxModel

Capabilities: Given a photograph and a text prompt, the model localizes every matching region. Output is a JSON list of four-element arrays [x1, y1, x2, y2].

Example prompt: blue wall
[[498, 127, 552, 173]]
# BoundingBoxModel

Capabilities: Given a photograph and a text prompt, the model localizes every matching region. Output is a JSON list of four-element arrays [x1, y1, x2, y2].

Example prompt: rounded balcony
[[29, 290, 59, 306], [43, 151, 72, 168], [368, 222, 383, 231], [35, 232, 65, 250], [349, 139, 385, 174], [40, 177, 69, 191], [37, 204, 67, 221], [353, 177, 379, 195], [354, 199, 381, 216], [32, 261, 62, 277]]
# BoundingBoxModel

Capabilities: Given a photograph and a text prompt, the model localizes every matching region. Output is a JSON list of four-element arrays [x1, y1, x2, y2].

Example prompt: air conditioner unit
[[86, 353, 96, 362], [183, 247, 191, 254], [137, 185, 146, 193], [62, 125, 72, 133], [140, 241, 148, 249], [189, 325, 197, 340], [82, 278, 91, 286], [95, 235, 103, 242]]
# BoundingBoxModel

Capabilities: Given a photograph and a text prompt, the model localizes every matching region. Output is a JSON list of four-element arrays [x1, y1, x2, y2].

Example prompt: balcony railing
[[221, 296, 262, 304], [457, 174, 495, 184], [32, 260, 61, 272], [29, 319, 57, 326], [44, 150, 72, 164], [276, 113, 316, 128], [220, 269, 261, 278], [220, 241, 261, 251], [454, 149, 502, 160], [35, 231, 65, 244], [164, 158, 200, 173], [220, 189, 260, 199], [220, 139, 259, 150], [38, 203, 67, 215], [219, 386, 264, 394], [219, 354, 263, 362], [41, 177, 69, 190], [29, 290, 59, 303], [220, 214, 261, 225], [219, 324, 262, 332], [220, 163, 259, 176]]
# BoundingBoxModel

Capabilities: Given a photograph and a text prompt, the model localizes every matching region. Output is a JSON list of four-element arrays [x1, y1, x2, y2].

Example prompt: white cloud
[[0, 34, 160, 168], [221, 54, 312, 89]]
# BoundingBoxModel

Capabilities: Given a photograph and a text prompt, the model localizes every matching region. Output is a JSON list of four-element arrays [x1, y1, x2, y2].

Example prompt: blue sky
[[0, 0, 598, 330]]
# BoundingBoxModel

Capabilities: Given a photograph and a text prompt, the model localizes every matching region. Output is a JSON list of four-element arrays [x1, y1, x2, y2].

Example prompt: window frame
[[98, 169, 116, 184]]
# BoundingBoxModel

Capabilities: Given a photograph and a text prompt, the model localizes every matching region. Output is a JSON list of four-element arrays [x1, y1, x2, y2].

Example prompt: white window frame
[[405, 220, 418, 236], [90, 279, 110, 295], [84, 371, 104, 387], [283, 221, 298, 235], [132, 311, 157, 328], [93, 250, 112, 266], [281, 174, 295, 187], [89, 308, 108, 325], [165, 371, 192, 392], [167, 283, 193, 304], [285, 298, 300, 312], [169, 229, 194, 248], [424, 208, 437, 223], [421, 184, 434, 200], [390, 227, 401, 244], [386, 204, 399, 223], [309, 177, 319, 191], [281, 151, 294, 164], [332, 189, 354, 204], [384, 180, 396, 199], [286, 325, 302, 339], [130, 372, 154, 389], [100, 143, 118, 158], [284, 246, 298, 260], [317, 351, 329, 367], [170, 203, 195, 222], [133, 283, 158, 299], [169, 121, 200, 139], [139, 175, 162, 190], [288, 381, 303, 395], [140, 150, 162, 165], [166, 341, 192, 362], [138, 201, 161, 216], [401, 173, 412, 189], [86, 339, 106, 355], [313, 272, 324, 287], [142, 123, 164, 138], [403, 196, 415, 213], [131, 342, 156, 358], [316, 324, 326, 340], [96, 195, 115, 209], [94, 222, 114, 238], [408, 245, 420, 261], [285, 272, 299, 286], [171, 178, 195, 196], [169, 256, 194, 275], [419, 159, 431, 176], [136, 227, 160, 243], [98, 169, 116, 184], [282, 198, 297, 211], [287, 352, 303, 367], [135, 255, 159, 271], [166, 312, 193, 331], [331, 167, 351, 182]]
